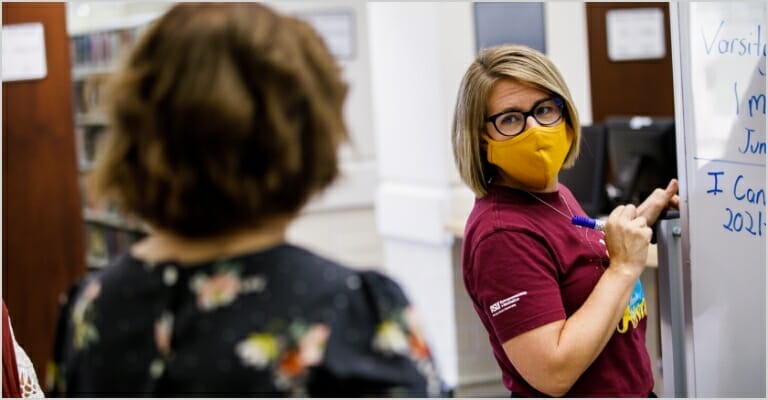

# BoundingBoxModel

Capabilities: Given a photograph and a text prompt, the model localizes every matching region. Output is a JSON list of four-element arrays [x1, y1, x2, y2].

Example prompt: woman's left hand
[[637, 179, 680, 226]]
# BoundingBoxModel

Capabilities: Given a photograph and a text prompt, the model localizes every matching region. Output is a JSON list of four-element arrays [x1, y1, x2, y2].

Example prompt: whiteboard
[[672, 2, 766, 397]]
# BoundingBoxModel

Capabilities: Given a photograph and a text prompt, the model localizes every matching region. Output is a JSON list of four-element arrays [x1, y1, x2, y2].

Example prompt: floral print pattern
[[373, 307, 431, 361], [190, 264, 242, 310], [373, 320, 410, 357], [295, 324, 330, 367], [235, 321, 331, 397], [154, 312, 174, 356], [237, 322, 330, 394], [406, 311, 431, 360], [58, 245, 442, 396], [374, 307, 442, 396], [236, 333, 279, 368], [277, 323, 329, 382], [189, 262, 267, 311]]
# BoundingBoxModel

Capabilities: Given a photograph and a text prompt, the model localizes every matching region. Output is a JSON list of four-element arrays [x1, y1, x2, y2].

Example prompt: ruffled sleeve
[[307, 270, 444, 397]]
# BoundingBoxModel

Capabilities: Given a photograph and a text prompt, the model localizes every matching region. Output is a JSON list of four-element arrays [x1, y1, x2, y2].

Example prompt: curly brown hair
[[88, 3, 349, 237]]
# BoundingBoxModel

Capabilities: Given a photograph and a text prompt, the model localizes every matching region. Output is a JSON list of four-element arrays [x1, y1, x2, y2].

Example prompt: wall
[[267, 0, 381, 270], [368, 2, 475, 388], [545, 1, 593, 125]]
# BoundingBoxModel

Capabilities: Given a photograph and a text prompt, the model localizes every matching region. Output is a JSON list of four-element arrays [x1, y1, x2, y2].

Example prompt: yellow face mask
[[485, 121, 573, 190]]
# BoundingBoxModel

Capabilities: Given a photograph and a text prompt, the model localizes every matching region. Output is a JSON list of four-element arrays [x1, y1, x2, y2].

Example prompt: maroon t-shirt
[[462, 184, 653, 397]]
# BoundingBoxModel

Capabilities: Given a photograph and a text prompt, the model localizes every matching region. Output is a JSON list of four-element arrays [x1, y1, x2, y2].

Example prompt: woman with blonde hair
[[452, 44, 678, 397], [59, 3, 441, 396]]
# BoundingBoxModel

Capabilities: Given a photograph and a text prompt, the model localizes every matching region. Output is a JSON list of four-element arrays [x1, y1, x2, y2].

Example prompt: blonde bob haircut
[[452, 44, 581, 198], [88, 3, 348, 238]]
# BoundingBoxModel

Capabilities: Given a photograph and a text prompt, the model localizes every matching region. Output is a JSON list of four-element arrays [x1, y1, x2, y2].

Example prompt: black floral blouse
[[58, 244, 443, 397]]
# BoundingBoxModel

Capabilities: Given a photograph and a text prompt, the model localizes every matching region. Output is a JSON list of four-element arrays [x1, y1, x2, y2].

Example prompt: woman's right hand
[[604, 204, 653, 279]]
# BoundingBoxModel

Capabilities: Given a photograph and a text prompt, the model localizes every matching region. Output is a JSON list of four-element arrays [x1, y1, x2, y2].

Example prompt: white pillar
[[367, 2, 474, 389], [544, 2, 593, 125]]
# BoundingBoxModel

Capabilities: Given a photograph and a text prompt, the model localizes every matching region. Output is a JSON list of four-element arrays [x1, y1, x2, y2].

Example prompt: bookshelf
[[69, 20, 153, 269]]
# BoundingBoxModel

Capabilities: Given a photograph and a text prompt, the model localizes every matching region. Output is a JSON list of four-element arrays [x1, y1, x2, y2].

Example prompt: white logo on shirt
[[490, 291, 528, 317]]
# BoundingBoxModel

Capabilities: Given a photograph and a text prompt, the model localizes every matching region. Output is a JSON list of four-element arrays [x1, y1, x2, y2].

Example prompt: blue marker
[[572, 215, 605, 231]]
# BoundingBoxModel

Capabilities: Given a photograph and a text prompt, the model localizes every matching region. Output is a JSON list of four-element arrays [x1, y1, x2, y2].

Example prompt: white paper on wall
[[606, 8, 666, 61], [2, 22, 48, 82]]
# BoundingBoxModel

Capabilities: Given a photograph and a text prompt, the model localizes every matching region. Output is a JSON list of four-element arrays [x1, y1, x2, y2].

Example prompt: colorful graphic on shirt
[[617, 280, 647, 333]]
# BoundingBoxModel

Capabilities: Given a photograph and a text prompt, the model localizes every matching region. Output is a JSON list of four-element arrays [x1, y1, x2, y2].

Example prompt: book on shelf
[[73, 73, 110, 116], [70, 27, 141, 76], [75, 124, 108, 170], [83, 207, 147, 234], [84, 217, 146, 269], [71, 18, 157, 271]]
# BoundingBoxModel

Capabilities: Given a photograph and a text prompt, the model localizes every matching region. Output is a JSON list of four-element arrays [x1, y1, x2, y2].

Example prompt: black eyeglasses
[[486, 97, 565, 137]]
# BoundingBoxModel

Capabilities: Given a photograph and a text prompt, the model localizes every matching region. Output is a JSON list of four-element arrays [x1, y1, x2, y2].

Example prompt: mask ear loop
[[563, 125, 577, 165], [478, 133, 492, 185]]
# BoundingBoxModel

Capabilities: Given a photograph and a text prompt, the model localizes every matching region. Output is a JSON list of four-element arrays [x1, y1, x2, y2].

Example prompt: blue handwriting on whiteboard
[[733, 174, 766, 205], [704, 170, 767, 237], [702, 21, 766, 76], [733, 81, 766, 117], [707, 171, 725, 195], [723, 207, 764, 237], [738, 127, 767, 154]]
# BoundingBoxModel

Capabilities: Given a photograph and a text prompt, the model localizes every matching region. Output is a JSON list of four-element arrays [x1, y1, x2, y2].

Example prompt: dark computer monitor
[[605, 116, 677, 206], [559, 124, 609, 217]]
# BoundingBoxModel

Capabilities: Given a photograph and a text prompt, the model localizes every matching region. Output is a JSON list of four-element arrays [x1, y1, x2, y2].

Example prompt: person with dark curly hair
[[59, 3, 442, 397]]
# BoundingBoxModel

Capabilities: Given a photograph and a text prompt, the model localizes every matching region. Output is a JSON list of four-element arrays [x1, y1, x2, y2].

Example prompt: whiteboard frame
[[668, 3, 698, 397]]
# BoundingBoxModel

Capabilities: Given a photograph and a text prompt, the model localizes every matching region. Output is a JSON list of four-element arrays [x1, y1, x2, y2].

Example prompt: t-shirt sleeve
[[469, 229, 567, 343], [308, 270, 444, 397]]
